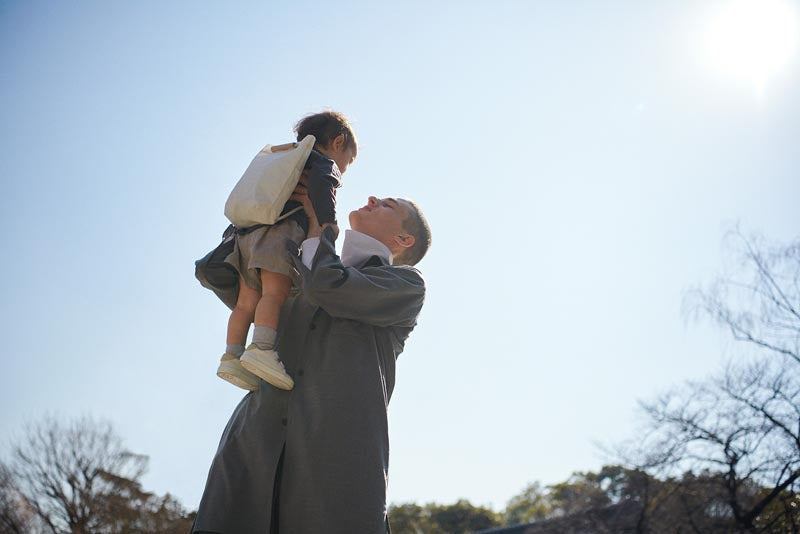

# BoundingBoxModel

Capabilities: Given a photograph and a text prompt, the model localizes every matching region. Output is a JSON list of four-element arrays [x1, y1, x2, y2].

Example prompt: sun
[[704, 0, 800, 97]]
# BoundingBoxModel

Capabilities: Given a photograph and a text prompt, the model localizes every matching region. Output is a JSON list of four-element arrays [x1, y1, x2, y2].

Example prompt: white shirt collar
[[300, 229, 393, 270], [340, 229, 393, 267]]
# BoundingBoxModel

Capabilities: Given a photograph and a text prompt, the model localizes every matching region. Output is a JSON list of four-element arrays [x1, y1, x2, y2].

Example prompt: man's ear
[[393, 233, 415, 251]]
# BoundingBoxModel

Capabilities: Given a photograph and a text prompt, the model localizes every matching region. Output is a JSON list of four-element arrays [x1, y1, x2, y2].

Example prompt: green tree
[[389, 499, 500, 533], [548, 474, 611, 516], [388, 502, 432, 534], [428, 499, 500, 533], [504, 481, 550, 525], [504, 466, 652, 527]]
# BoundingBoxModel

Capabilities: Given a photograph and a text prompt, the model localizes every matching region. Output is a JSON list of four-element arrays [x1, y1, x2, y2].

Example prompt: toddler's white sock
[[226, 344, 245, 357], [253, 326, 277, 351]]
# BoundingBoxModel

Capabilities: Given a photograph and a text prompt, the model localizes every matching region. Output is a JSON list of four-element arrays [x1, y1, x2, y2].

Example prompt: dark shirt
[[280, 149, 342, 233]]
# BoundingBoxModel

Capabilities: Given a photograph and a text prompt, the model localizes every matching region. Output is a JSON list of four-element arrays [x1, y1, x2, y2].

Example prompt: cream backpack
[[224, 134, 316, 228]]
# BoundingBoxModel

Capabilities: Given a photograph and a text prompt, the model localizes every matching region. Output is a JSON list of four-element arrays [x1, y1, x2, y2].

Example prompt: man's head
[[349, 196, 431, 266], [295, 110, 358, 174]]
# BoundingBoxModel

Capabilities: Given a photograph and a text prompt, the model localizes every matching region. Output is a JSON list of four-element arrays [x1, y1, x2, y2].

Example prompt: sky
[[2, 0, 799, 514]]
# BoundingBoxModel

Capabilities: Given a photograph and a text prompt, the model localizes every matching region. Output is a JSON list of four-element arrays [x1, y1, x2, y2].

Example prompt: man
[[192, 192, 432, 534]]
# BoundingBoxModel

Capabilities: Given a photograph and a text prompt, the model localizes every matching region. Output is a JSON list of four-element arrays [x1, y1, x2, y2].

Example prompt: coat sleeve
[[305, 150, 341, 226], [292, 227, 425, 328]]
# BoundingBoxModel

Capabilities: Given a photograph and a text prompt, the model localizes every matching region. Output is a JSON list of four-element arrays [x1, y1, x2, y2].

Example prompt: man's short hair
[[395, 199, 431, 266]]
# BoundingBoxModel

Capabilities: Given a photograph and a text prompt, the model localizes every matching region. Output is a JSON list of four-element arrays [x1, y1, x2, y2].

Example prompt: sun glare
[[704, 0, 799, 97]]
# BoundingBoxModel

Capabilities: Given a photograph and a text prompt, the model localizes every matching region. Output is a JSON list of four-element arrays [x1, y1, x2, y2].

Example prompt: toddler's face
[[318, 134, 357, 174], [329, 143, 356, 174]]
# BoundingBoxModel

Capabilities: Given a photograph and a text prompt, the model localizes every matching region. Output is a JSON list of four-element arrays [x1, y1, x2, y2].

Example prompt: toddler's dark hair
[[294, 111, 358, 156]]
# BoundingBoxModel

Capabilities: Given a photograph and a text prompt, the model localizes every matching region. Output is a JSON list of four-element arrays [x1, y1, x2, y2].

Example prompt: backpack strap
[[269, 142, 299, 153], [233, 224, 270, 236], [230, 205, 306, 236]]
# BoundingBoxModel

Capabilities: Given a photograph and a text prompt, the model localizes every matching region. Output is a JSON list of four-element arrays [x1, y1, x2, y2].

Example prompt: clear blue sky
[[2, 0, 799, 513]]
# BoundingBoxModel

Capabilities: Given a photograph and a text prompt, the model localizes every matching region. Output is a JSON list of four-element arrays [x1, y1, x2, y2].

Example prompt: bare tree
[[6, 415, 193, 534], [628, 230, 800, 532], [1, 461, 42, 534]]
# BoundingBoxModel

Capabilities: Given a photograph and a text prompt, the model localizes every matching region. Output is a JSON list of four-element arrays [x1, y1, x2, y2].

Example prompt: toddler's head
[[294, 111, 358, 173]]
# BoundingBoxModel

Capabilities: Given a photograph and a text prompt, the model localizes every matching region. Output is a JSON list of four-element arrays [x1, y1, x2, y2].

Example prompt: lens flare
[[704, 0, 799, 97]]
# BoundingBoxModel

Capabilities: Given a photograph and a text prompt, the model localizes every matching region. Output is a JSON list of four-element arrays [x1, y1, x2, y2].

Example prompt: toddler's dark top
[[281, 149, 341, 233]]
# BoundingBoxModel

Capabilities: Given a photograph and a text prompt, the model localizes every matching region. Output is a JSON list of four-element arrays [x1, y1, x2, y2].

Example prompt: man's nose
[[368, 196, 378, 206]]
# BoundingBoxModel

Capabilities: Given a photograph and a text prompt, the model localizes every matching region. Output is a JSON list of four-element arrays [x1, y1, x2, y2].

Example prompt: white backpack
[[224, 134, 316, 227]]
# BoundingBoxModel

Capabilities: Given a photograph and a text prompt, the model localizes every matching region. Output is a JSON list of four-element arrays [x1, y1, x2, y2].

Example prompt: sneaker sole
[[240, 352, 294, 390], [217, 360, 260, 391]]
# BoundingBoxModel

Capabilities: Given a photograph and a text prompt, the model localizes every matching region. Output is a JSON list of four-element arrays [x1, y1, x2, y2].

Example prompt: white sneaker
[[217, 353, 260, 391], [240, 344, 294, 390]]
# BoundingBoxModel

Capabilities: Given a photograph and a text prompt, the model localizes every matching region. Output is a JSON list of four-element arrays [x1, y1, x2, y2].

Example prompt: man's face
[[349, 196, 410, 248]]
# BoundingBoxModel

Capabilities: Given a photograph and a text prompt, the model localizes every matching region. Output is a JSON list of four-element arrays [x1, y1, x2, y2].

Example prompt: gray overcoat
[[192, 227, 426, 534]]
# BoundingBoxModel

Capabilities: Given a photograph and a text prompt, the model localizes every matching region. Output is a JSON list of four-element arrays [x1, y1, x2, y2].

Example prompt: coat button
[[281, 418, 287, 426], [309, 323, 316, 330]]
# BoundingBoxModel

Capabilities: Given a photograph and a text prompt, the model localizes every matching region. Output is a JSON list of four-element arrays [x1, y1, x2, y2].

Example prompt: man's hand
[[289, 173, 338, 239], [289, 173, 311, 212]]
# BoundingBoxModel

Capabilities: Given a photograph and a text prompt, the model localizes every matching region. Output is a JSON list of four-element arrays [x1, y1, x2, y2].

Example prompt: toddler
[[217, 111, 357, 391]]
